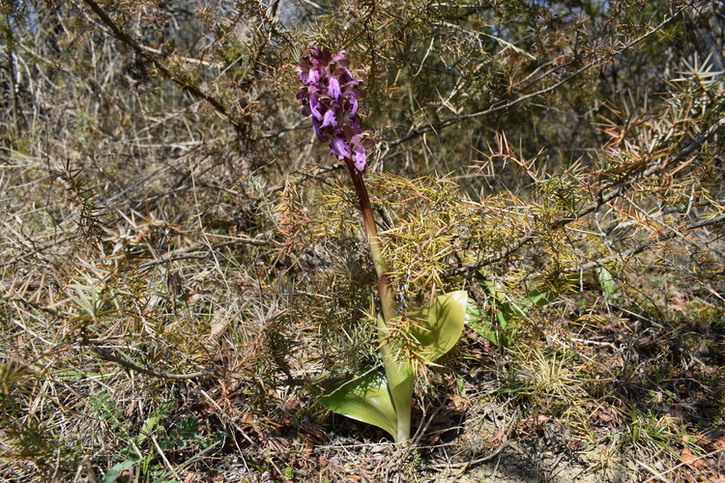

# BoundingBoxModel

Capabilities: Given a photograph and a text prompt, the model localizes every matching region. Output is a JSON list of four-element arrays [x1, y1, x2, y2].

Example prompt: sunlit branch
[[445, 116, 725, 277], [387, 7, 687, 148]]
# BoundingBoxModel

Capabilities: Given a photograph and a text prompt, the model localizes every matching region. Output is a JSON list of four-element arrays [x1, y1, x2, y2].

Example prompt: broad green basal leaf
[[595, 266, 619, 297], [312, 371, 398, 440], [408, 290, 468, 362]]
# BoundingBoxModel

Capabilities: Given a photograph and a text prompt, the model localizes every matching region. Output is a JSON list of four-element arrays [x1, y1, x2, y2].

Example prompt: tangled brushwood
[[1, 1, 723, 481]]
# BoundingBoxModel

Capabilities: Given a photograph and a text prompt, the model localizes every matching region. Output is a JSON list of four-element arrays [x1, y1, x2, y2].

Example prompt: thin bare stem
[[80, 0, 245, 134], [386, 8, 685, 148]]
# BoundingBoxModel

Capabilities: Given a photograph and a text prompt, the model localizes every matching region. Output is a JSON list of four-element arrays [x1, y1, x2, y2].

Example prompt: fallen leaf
[[449, 393, 468, 410], [714, 433, 725, 451], [487, 428, 506, 444], [209, 309, 230, 340], [680, 447, 703, 469]]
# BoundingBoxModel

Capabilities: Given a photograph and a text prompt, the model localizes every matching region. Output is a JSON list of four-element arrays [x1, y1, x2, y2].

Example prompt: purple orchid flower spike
[[297, 46, 373, 173]]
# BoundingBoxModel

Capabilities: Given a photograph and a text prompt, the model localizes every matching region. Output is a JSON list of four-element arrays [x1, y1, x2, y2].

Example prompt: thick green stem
[[344, 160, 412, 443]]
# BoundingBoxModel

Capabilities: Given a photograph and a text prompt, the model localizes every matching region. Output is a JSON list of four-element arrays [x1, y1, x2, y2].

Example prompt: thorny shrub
[[0, 0, 723, 481]]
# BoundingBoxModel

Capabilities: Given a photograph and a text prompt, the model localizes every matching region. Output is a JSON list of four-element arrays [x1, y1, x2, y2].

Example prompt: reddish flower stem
[[343, 159, 398, 325], [344, 159, 412, 444]]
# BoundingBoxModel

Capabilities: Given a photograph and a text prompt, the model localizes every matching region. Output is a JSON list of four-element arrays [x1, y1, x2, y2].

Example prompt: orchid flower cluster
[[296, 46, 373, 173], [297, 46, 467, 444]]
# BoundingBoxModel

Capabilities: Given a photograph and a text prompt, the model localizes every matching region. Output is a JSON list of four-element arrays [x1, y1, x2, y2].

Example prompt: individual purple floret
[[297, 46, 373, 173]]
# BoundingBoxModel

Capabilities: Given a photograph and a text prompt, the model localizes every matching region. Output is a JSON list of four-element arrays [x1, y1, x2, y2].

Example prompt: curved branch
[[576, 213, 725, 273], [444, 116, 725, 277], [138, 236, 274, 270], [80, 0, 245, 134], [386, 8, 685, 148], [82, 337, 208, 380]]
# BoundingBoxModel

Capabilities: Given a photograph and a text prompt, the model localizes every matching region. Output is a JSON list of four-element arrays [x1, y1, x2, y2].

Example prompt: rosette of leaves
[[312, 290, 467, 443]]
